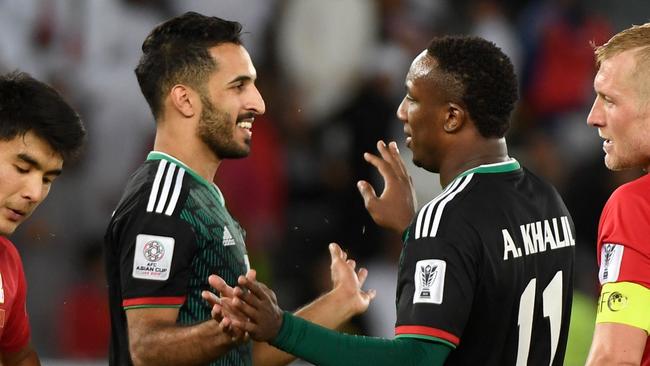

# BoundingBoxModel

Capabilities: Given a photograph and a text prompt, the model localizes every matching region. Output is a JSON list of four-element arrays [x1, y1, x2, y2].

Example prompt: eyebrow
[[228, 75, 255, 85], [17, 153, 62, 176]]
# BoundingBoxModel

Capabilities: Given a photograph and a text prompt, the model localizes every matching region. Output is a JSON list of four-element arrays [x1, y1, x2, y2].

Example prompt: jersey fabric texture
[[395, 160, 575, 365], [0, 237, 30, 353], [596, 173, 650, 365], [105, 152, 251, 366]]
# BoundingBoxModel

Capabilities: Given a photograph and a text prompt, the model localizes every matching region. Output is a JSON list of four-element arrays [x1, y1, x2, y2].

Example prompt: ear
[[169, 84, 196, 118], [443, 102, 465, 133]]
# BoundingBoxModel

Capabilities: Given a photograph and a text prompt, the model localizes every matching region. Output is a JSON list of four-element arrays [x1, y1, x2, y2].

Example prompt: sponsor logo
[[223, 227, 236, 246], [607, 291, 628, 312], [413, 259, 446, 304]]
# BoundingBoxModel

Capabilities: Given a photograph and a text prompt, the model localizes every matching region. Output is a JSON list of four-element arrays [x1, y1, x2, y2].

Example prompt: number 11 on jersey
[[516, 270, 563, 366]]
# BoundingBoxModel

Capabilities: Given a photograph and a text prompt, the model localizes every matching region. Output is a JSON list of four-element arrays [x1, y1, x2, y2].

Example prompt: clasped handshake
[[200, 241, 376, 344], [201, 267, 284, 344]]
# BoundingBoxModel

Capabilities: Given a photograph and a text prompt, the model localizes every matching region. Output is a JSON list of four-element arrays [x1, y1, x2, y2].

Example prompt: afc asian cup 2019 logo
[[143, 240, 165, 262]]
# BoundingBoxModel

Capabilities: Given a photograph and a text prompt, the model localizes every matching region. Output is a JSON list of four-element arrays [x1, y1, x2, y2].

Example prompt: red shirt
[[0, 237, 30, 353], [596, 173, 650, 364]]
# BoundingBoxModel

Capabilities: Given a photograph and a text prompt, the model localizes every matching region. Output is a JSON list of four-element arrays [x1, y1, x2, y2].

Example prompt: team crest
[[599, 243, 623, 284], [413, 259, 446, 304], [133, 234, 175, 281]]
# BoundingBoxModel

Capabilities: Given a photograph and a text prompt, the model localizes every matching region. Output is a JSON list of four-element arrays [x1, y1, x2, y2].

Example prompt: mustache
[[237, 112, 255, 122]]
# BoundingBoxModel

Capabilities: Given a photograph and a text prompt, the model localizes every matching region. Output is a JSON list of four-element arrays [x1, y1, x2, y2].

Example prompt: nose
[[247, 85, 266, 115], [587, 97, 604, 127], [21, 175, 46, 204], [396, 97, 408, 123]]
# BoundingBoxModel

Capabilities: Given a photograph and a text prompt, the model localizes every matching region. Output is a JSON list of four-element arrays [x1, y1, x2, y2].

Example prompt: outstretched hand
[[357, 140, 416, 233], [328, 242, 376, 316]]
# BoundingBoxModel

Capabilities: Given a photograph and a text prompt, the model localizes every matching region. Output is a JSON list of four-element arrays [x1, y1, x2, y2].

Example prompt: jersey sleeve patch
[[413, 259, 446, 304], [132, 234, 175, 281], [596, 281, 650, 333], [599, 243, 624, 284]]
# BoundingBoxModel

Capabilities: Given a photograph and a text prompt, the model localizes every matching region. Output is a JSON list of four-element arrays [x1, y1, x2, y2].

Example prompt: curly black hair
[[135, 12, 243, 120], [0, 71, 85, 160], [427, 36, 518, 138]]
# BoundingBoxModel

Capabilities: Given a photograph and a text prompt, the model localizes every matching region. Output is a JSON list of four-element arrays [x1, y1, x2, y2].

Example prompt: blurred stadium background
[[1, 0, 648, 364]]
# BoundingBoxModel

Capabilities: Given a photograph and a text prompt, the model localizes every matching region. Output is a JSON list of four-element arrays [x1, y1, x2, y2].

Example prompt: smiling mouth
[[237, 121, 252, 130]]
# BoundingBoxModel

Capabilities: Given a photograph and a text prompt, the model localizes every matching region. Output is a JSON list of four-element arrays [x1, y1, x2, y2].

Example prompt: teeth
[[237, 122, 252, 129]]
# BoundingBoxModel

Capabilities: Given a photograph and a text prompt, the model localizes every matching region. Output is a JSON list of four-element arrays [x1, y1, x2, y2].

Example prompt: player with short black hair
[[0, 71, 85, 365], [105, 12, 375, 366], [212, 35, 576, 366]]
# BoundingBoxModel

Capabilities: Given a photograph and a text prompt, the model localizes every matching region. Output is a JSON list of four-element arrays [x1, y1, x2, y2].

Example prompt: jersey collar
[[146, 151, 225, 207], [455, 158, 521, 180]]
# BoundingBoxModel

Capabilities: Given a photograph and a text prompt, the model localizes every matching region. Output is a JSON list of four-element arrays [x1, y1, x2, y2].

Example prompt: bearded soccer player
[[0, 71, 85, 365], [585, 23, 650, 366], [104, 12, 375, 366], [211, 35, 576, 366]]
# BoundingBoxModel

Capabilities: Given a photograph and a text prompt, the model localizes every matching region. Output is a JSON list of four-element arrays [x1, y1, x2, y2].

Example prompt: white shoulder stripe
[[429, 173, 474, 238], [146, 160, 168, 212], [155, 163, 177, 214], [415, 177, 463, 240], [164, 168, 185, 216]]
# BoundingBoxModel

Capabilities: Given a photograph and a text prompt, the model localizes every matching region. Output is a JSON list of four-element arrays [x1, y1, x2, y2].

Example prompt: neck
[[153, 121, 221, 182], [439, 137, 509, 187]]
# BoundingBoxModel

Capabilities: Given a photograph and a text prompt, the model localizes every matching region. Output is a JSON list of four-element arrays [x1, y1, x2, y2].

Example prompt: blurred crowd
[[0, 0, 648, 363]]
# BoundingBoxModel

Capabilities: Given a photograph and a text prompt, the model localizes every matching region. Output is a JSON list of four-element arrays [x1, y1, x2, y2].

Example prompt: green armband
[[271, 312, 451, 366]]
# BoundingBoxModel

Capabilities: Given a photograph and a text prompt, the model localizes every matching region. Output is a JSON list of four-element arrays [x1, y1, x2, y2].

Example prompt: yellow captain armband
[[596, 281, 650, 334]]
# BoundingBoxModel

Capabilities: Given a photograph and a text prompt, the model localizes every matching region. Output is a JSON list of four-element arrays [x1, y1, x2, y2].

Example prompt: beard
[[197, 95, 251, 159]]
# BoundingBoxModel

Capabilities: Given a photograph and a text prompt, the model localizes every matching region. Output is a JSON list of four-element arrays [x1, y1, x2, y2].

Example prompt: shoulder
[[0, 237, 25, 274], [114, 159, 192, 221], [603, 175, 650, 219]]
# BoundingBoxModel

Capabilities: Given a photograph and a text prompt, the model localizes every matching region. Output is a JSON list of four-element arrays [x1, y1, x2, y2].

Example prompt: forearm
[[270, 312, 451, 366], [130, 319, 236, 366], [253, 290, 355, 366]]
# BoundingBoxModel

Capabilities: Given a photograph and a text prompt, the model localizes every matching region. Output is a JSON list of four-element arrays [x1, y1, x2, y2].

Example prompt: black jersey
[[395, 160, 575, 366], [105, 152, 252, 366]]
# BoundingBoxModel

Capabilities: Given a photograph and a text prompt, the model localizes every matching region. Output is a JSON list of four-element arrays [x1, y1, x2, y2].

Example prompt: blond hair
[[595, 23, 650, 99]]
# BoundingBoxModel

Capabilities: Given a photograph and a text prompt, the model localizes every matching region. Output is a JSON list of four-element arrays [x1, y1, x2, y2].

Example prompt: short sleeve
[[114, 210, 198, 308], [597, 186, 650, 288], [395, 233, 480, 347]]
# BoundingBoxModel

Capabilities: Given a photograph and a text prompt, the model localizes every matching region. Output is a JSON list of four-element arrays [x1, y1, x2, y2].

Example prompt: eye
[[14, 165, 29, 174], [405, 94, 415, 102]]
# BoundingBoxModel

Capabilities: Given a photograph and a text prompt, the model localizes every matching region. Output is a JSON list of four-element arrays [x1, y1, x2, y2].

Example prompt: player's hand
[[328, 242, 376, 316], [223, 270, 284, 342], [357, 140, 416, 233], [202, 277, 250, 344]]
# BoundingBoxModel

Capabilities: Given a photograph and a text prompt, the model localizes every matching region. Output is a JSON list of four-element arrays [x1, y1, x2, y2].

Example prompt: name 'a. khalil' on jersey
[[501, 216, 575, 260]]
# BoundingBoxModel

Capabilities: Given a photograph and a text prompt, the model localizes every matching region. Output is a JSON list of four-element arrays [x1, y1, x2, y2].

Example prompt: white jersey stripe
[[415, 201, 434, 240], [416, 177, 462, 240], [429, 173, 474, 237], [165, 168, 185, 216], [146, 160, 168, 212], [155, 163, 177, 214]]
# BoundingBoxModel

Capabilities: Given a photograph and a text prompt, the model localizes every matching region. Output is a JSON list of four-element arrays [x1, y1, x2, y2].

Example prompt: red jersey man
[[0, 72, 85, 364], [586, 23, 650, 366]]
